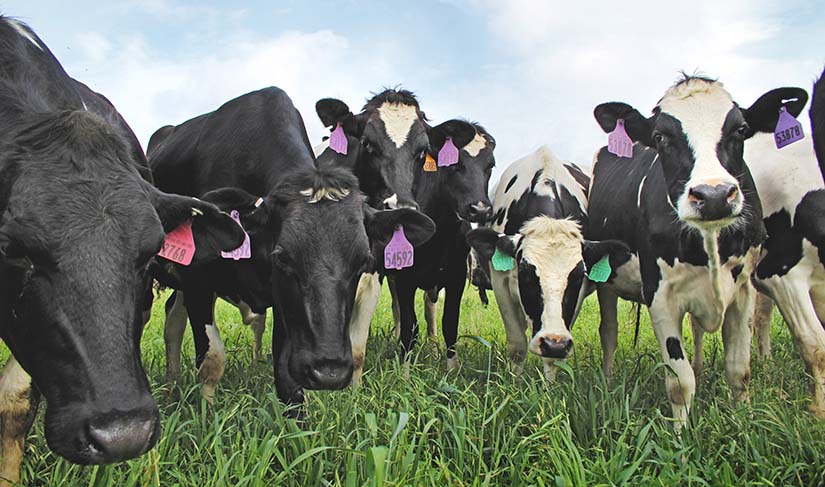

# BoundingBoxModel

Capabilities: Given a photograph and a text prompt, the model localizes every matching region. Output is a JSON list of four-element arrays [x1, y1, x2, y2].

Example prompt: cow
[[466, 146, 627, 381], [0, 17, 244, 485], [587, 74, 801, 427], [147, 87, 435, 405]]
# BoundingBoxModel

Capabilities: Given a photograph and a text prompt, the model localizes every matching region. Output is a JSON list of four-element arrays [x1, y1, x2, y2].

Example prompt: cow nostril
[[726, 185, 738, 202], [538, 336, 574, 358]]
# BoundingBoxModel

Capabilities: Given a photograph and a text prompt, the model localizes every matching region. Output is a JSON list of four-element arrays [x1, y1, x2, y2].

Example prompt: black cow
[[587, 74, 799, 427], [0, 17, 243, 484], [147, 87, 434, 405]]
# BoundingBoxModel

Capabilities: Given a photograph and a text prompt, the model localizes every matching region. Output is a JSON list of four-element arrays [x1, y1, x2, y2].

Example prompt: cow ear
[[316, 98, 363, 137], [466, 228, 500, 262], [428, 119, 476, 152], [581, 239, 631, 272], [594, 102, 654, 147], [365, 207, 436, 246], [742, 87, 809, 134]]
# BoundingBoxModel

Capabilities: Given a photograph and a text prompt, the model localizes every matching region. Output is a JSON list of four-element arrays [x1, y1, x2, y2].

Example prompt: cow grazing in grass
[[0, 17, 244, 485], [587, 75, 800, 426], [467, 146, 627, 380], [148, 87, 434, 406]]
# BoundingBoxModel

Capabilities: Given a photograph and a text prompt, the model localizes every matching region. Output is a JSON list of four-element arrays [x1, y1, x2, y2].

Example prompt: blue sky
[[4, 1, 824, 179]]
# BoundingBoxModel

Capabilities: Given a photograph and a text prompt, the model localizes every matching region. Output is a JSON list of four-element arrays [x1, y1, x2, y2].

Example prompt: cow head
[[594, 76, 805, 232], [468, 217, 629, 359], [199, 167, 435, 404], [425, 121, 496, 223], [0, 111, 243, 464], [316, 89, 429, 210]]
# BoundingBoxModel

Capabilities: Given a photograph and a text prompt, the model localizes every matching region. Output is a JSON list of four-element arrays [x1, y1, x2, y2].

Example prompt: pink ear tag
[[437, 137, 459, 167], [158, 220, 195, 266], [607, 119, 634, 158], [774, 106, 804, 149], [329, 123, 348, 155], [384, 225, 414, 270], [221, 210, 251, 260]]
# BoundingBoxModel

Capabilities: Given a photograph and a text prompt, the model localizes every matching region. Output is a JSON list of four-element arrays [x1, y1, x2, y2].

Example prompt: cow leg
[[649, 298, 694, 428], [396, 279, 418, 379], [184, 289, 225, 403], [491, 270, 528, 374], [764, 277, 825, 418], [722, 284, 754, 404], [164, 291, 188, 382], [424, 288, 439, 339], [689, 314, 705, 379], [0, 357, 39, 487], [597, 287, 620, 377], [442, 265, 467, 373], [388, 276, 402, 338], [349, 272, 381, 386], [753, 292, 774, 359], [237, 301, 267, 362]]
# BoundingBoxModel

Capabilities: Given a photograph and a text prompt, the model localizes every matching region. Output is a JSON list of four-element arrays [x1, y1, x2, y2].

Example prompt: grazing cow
[[390, 122, 495, 372], [467, 146, 627, 380], [587, 75, 800, 426], [147, 87, 435, 405], [0, 17, 243, 485]]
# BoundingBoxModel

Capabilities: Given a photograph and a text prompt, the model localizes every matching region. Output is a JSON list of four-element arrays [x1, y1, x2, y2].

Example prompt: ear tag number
[[607, 119, 633, 158], [491, 247, 514, 271], [158, 220, 195, 266], [774, 106, 804, 149], [437, 137, 459, 167], [329, 123, 348, 155], [588, 255, 612, 282], [423, 153, 437, 172], [221, 210, 252, 260], [384, 225, 414, 270]]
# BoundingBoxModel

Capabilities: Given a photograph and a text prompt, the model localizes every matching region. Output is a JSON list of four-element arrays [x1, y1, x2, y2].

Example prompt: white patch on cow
[[0, 357, 32, 485], [199, 324, 226, 403], [383, 193, 398, 209], [7, 19, 42, 51], [463, 132, 487, 157], [349, 272, 381, 386], [446, 355, 460, 372], [519, 217, 582, 356], [313, 139, 329, 157], [300, 186, 350, 203], [658, 79, 742, 224], [377, 102, 418, 148]]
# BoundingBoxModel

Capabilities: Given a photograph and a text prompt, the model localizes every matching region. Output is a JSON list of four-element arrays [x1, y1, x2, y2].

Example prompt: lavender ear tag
[[384, 225, 414, 270], [774, 106, 804, 149], [607, 119, 633, 158], [437, 137, 459, 167], [221, 210, 251, 260], [329, 123, 348, 155]]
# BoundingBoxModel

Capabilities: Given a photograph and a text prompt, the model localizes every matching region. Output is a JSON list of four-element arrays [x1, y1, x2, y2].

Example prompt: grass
[[3, 286, 825, 486]]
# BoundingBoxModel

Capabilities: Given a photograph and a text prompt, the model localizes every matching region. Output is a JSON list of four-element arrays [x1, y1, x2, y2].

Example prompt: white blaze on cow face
[[657, 79, 743, 227], [517, 217, 583, 358], [463, 132, 488, 157], [377, 102, 418, 148]]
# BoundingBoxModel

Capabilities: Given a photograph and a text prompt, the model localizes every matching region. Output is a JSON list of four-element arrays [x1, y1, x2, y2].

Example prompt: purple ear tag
[[221, 210, 251, 260], [329, 123, 348, 155], [437, 137, 459, 167], [607, 119, 634, 158], [384, 225, 414, 270], [774, 106, 804, 149]]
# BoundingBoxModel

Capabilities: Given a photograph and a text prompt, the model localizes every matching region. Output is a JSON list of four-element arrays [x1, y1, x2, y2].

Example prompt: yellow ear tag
[[423, 153, 437, 172]]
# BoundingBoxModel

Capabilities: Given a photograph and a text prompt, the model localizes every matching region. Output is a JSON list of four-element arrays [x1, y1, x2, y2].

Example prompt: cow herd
[[1, 16, 824, 485]]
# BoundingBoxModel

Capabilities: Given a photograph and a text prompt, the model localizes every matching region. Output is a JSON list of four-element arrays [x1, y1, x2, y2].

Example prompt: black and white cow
[[467, 146, 627, 380], [0, 17, 243, 484], [147, 87, 435, 405], [587, 75, 799, 426]]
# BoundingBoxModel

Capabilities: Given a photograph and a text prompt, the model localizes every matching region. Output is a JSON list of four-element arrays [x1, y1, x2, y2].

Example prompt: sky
[[4, 0, 824, 181]]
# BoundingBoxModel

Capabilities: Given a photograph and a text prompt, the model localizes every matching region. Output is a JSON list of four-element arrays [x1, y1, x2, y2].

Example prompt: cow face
[[468, 218, 629, 359], [316, 90, 430, 210], [200, 169, 435, 402], [0, 111, 243, 464], [594, 76, 806, 232], [426, 121, 496, 223]]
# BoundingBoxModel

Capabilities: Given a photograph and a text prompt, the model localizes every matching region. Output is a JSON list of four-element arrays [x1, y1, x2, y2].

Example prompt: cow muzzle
[[686, 182, 741, 222], [304, 356, 354, 390], [530, 333, 574, 359]]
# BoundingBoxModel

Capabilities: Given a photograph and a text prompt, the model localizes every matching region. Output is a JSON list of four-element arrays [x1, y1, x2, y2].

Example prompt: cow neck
[[416, 170, 459, 229]]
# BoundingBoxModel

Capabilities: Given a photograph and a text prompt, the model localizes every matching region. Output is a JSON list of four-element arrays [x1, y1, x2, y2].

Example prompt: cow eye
[[653, 132, 665, 144], [736, 124, 749, 137], [361, 138, 375, 154], [272, 246, 293, 273]]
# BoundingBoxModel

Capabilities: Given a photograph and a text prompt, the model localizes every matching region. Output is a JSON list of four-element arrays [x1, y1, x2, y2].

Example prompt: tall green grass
[[3, 286, 825, 486]]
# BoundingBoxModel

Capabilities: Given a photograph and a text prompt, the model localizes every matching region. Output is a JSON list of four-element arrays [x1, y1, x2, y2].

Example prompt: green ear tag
[[491, 247, 515, 272], [588, 255, 611, 283]]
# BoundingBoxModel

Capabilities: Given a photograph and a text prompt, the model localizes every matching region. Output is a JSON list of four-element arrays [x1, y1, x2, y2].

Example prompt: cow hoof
[[446, 356, 460, 373], [351, 367, 364, 387]]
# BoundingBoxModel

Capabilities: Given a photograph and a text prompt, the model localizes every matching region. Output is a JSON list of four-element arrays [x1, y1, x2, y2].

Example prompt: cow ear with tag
[[742, 87, 808, 135], [427, 120, 477, 166], [315, 98, 365, 138], [466, 228, 516, 272], [581, 239, 632, 279], [594, 102, 655, 148], [364, 207, 436, 247]]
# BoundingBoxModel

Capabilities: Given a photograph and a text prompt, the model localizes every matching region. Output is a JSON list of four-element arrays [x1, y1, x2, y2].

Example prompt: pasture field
[[3, 286, 825, 487]]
